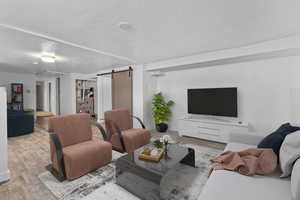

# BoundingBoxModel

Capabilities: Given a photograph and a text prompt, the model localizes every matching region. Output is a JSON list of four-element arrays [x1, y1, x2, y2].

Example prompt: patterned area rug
[[39, 144, 222, 200]]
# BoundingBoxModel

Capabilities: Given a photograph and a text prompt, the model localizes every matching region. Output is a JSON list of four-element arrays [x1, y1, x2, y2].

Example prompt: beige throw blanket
[[211, 148, 277, 176]]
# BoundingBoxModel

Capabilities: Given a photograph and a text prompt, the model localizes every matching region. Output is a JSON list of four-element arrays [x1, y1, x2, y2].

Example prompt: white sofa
[[198, 132, 293, 200]]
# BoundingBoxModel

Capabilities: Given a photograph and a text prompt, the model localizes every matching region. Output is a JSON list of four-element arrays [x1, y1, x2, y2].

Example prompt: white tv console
[[178, 117, 249, 143]]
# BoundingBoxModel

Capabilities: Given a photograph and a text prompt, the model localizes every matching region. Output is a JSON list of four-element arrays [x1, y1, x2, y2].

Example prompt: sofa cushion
[[258, 123, 300, 156], [291, 158, 300, 200], [63, 140, 112, 180], [199, 142, 291, 200], [199, 170, 291, 200], [280, 131, 300, 177], [258, 133, 284, 156]]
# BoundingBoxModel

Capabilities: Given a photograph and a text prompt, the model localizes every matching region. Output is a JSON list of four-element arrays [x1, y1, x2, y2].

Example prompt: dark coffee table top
[[117, 144, 190, 176]]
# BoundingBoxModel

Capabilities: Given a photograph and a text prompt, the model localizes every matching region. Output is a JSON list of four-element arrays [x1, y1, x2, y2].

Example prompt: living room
[[1, 1, 300, 200]]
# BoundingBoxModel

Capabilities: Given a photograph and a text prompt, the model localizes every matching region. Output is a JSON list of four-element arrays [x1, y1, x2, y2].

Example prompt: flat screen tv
[[188, 87, 237, 117]]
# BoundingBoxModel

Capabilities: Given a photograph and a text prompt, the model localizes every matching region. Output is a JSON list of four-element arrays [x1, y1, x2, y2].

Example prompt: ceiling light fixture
[[119, 22, 133, 31], [40, 55, 56, 63], [33, 62, 39, 65]]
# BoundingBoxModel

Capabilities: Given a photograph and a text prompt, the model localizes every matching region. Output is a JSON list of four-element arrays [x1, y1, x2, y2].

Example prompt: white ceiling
[[0, 26, 132, 74], [0, 0, 300, 74]]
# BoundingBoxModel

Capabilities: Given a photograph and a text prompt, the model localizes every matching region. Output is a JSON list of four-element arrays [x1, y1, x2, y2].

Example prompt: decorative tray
[[138, 147, 165, 162]]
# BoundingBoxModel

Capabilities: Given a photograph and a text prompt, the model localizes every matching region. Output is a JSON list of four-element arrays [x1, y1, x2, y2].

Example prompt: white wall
[[0, 87, 9, 183], [132, 65, 144, 128], [97, 75, 112, 120], [60, 74, 75, 115], [155, 56, 300, 134], [0, 71, 36, 110], [143, 70, 157, 129]]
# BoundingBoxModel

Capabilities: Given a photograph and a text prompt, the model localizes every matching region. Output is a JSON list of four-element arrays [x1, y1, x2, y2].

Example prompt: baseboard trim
[[0, 169, 10, 183]]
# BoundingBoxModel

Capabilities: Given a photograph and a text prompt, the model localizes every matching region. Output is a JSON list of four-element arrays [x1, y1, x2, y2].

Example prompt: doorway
[[76, 79, 98, 119], [48, 82, 52, 113], [36, 81, 44, 111], [56, 77, 61, 115], [36, 80, 54, 118]]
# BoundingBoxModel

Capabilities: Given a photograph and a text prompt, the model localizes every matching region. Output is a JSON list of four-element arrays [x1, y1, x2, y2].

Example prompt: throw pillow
[[291, 158, 300, 200], [280, 131, 300, 177], [257, 123, 300, 156]]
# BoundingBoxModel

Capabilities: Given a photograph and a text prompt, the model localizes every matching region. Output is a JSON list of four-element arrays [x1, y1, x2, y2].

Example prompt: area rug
[[39, 144, 222, 200]]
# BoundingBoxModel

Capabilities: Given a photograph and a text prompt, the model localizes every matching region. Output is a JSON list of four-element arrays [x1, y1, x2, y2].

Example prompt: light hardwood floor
[[0, 117, 225, 200], [1, 123, 56, 200]]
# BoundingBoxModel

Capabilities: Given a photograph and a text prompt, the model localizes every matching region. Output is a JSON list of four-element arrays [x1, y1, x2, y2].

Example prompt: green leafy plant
[[152, 92, 174, 125], [153, 139, 164, 149]]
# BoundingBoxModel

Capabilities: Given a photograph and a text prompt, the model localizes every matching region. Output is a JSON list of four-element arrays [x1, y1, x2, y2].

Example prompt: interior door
[[112, 70, 133, 113], [56, 77, 61, 115], [36, 84, 43, 111], [48, 82, 52, 112]]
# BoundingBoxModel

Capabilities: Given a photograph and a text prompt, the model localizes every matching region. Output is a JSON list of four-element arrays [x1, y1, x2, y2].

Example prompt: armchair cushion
[[104, 109, 132, 139], [111, 128, 151, 152], [63, 140, 112, 180], [49, 114, 92, 147]]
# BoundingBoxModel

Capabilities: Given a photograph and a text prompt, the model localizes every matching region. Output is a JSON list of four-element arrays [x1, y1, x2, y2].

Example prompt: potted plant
[[152, 92, 174, 132]]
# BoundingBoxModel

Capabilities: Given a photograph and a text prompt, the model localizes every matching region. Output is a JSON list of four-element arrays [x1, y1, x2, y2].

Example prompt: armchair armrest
[[94, 122, 108, 141], [99, 118, 126, 152], [49, 132, 66, 180], [131, 115, 146, 129], [229, 131, 265, 146]]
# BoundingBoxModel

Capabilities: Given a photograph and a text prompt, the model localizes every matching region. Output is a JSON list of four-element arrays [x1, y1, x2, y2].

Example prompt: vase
[[156, 123, 168, 132]]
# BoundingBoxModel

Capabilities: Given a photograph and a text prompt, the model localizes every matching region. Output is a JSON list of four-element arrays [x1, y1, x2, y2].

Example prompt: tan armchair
[[104, 109, 151, 153], [48, 113, 112, 181]]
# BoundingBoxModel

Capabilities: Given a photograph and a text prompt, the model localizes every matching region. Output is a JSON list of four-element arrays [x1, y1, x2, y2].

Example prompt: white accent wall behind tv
[[156, 56, 300, 133]]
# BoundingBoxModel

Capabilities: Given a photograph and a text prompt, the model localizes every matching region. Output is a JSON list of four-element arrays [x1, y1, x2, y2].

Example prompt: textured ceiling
[[0, 0, 299, 74]]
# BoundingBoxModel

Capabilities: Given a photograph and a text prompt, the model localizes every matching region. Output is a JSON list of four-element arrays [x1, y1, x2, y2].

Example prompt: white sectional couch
[[198, 132, 294, 200]]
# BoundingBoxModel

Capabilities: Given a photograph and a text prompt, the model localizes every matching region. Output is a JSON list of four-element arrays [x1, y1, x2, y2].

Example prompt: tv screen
[[188, 88, 237, 117]]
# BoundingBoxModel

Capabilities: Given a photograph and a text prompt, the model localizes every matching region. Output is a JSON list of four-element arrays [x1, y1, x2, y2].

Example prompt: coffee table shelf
[[116, 144, 195, 200]]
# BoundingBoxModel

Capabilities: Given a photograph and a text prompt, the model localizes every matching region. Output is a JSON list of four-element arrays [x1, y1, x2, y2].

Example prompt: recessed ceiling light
[[40, 55, 56, 63], [119, 22, 133, 31], [33, 62, 39, 65]]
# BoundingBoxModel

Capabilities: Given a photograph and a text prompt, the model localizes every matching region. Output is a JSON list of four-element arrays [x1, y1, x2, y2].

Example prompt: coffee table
[[116, 144, 195, 200]]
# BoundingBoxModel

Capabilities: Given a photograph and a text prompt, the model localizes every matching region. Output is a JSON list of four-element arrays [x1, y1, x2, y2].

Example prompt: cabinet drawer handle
[[197, 126, 219, 131]]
